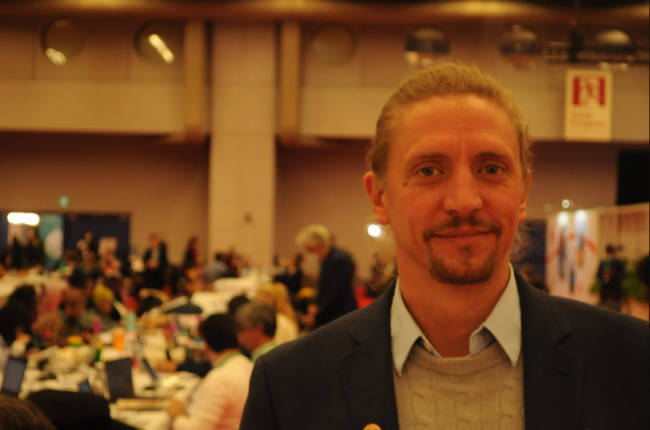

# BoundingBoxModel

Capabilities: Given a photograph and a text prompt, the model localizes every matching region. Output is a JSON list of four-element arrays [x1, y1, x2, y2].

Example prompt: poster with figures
[[546, 210, 600, 305], [564, 69, 613, 141]]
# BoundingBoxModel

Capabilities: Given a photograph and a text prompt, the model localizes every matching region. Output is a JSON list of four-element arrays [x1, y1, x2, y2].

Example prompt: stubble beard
[[424, 215, 502, 285]]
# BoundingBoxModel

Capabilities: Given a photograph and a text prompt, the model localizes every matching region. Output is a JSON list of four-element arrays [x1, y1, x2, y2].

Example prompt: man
[[241, 63, 649, 429], [596, 244, 626, 311], [295, 224, 357, 328], [203, 252, 230, 284], [143, 233, 168, 290], [34, 288, 92, 348], [234, 302, 277, 362], [166, 314, 252, 430]]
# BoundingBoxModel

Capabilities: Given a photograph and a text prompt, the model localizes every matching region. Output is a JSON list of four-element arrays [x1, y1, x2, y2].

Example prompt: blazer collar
[[517, 272, 585, 430], [337, 282, 400, 430]]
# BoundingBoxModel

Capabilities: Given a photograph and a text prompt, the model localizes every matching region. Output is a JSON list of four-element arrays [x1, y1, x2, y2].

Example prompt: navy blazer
[[241, 272, 649, 430], [315, 246, 358, 327]]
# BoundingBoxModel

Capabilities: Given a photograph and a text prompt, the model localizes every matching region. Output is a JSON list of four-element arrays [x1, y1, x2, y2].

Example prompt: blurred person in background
[[234, 302, 277, 362], [166, 314, 252, 430], [165, 263, 203, 315], [9, 237, 24, 270], [0, 303, 32, 371], [82, 251, 104, 283], [28, 390, 137, 430], [86, 285, 120, 331], [99, 250, 121, 278], [255, 283, 298, 345], [183, 237, 201, 269], [202, 253, 230, 284], [295, 224, 357, 329], [638, 254, 650, 302], [24, 228, 45, 269], [33, 287, 92, 348], [273, 253, 304, 298], [76, 230, 97, 257], [7, 285, 40, 350], [597, 244, 626, 311], [63, 250, 88, 290], [143, 233, 168, 290], [0, 395, 56, 430], [227, 294, 250, 318]]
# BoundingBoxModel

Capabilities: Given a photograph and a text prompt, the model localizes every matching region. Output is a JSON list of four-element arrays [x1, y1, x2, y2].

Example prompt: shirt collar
[[251, 341, 277, 363], [391, 264, 521, 376]]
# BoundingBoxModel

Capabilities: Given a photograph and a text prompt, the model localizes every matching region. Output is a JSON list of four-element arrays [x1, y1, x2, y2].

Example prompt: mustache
[[423, 215, 502, 242]]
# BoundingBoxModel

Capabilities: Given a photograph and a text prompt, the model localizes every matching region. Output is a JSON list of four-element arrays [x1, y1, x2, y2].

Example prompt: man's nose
[[442, 167, 483, 217]]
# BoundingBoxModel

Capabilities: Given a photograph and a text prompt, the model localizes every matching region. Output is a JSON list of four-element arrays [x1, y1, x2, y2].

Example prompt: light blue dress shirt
[[391, 264, 522, 376]]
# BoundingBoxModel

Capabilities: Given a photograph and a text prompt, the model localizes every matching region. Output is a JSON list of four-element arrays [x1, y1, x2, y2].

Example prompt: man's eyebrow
[[476, 151, 513, 160], [411, 152, 449, 160]]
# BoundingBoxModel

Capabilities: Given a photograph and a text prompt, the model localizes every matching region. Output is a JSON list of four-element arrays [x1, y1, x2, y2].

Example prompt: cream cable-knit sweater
[[393, 342, 525, 429]]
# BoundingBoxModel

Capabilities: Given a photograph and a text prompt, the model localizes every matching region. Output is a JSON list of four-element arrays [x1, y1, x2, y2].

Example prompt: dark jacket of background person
[[597, 257, 626, 302], [27, 390, 136, 430], [240, 272, 649, 430], [315, 246, 357, 327], [143, 242, 168, 290]]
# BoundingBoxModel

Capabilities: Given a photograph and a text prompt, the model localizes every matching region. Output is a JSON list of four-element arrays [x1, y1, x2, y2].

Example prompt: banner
[[546, 210, 600, 305], [564, 69, 613, 141], [38, 214, 64, 271]]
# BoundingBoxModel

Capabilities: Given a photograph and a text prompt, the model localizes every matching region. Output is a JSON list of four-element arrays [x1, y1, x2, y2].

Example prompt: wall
[[0, 134, 209, 264], [300, 22, 650, 142], [0, 17, 184, 134], [275, 141, 644, 277]]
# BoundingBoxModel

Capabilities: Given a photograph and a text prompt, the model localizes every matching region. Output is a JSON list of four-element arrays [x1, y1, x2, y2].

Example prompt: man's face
[[365, 95, 530, 285], [150, 237, 159, 248], [236, 325, 258, 353], [63, 291, 86, 320]]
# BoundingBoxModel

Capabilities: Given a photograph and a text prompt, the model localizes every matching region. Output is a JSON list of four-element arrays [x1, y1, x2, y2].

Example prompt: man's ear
[[519, 170, 532, 223], [364, 171, 390, 225]]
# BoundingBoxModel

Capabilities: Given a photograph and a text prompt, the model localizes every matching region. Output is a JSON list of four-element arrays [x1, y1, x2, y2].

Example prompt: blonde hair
[[92, 284, 114, 304], [255, 283, 298, 328], [295, 224, 331, 248], [367, 62, 533, 180]]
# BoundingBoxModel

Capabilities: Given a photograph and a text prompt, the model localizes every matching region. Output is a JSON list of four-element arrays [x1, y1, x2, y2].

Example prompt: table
[[3, 356, 200, 430]]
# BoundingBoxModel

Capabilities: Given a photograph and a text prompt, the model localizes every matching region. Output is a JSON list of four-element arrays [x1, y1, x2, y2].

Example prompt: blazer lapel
[[337, 284, 401, 430], [518, 273, 585, 430]]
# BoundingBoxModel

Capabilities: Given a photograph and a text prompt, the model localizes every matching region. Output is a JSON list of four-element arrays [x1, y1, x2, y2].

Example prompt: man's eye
[[484, 166, 501, 175], [418, 167, 436, 177]]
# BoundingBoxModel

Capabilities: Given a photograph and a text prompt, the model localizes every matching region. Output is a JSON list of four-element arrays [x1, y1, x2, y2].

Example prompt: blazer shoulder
[[550, 295, 649, 345]]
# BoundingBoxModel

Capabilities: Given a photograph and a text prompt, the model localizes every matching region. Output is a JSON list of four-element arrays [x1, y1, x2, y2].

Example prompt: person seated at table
[[7, 284, 41, 350], [27, 389, 137, 430], [254, 283, 298, 345], [164, 263, 203, 315], [86, 285, 120, 331], [99, 250, 121, 278], [166, 314, 253, 430], [82, 251, 105, 283], [0, 394, 56, 430], [33, 287, 92, 348], [0, 303, 32, 371], [234, 302, 277, 363], [24, 228, 45, 269], [62, 250, 88, 290]]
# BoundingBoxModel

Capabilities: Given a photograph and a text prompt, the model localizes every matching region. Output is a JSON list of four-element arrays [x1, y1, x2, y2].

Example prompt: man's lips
[[433, 228, 493, 238]]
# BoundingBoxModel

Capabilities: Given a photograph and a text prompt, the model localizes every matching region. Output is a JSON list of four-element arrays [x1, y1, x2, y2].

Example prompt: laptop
[[1, 356, 28, 396], [104, 358, 171, 410]]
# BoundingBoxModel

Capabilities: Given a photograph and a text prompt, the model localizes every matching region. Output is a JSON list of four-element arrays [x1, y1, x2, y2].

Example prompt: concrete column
[[208, 23, 276, 266]]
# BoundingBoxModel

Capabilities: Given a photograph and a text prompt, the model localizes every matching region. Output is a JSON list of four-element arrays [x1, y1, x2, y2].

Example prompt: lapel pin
[[364, 425, 381, 430]]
